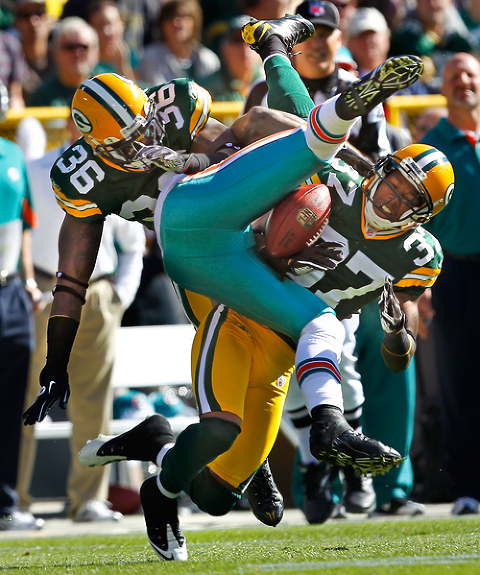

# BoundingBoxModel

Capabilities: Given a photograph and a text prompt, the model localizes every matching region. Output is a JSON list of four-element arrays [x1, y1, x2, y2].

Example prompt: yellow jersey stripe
[[53, 185, 102, 217], [395, 277, 437, 288], [53, 185, 99, 208], [404, 267, 441, 279]]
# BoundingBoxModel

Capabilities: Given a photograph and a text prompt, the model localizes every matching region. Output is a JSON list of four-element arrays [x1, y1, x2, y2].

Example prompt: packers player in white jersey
[[22, 15, 451, 562]]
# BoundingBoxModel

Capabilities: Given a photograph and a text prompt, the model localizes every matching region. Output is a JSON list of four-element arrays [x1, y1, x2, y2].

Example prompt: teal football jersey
[[50, 78, 211, 230], [293, 158, 443, 320]]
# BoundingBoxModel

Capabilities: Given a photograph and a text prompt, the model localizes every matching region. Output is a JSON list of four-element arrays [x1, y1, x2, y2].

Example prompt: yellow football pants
[[190, 302, 294, 490]]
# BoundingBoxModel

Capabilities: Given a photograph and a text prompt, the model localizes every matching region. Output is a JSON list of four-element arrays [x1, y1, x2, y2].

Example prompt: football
[[108, 483, 141, 515], [265, 184, 331, 257]]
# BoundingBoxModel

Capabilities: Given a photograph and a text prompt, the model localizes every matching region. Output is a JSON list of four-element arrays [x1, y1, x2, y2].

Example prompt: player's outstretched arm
[[380, 278, 419, 372], [135, 108, 305, 174], [22, 216, 104, 425]]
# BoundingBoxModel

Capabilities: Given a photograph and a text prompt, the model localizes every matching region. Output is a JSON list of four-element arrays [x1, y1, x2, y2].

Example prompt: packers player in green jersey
[[22, 15, 449, 562]]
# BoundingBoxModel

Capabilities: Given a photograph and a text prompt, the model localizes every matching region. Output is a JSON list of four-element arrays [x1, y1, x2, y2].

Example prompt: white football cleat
[[141, 476, 188, 562], [78, 414, 175, 467], [78, 435, 126, 467], [148, 525, 188, 562]]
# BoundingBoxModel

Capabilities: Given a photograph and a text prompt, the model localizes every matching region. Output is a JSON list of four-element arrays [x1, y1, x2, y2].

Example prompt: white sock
[[295, 312, 345, 413], [305, 95, 360, 161], [156, 473, 179, 499], [155, 442, 175, 468]]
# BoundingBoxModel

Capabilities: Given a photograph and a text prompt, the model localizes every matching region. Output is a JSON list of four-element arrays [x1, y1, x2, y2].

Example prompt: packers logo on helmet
[[72, 109, 92, 133], [363, 143, 455, 230], [72, 73, 165, 171]]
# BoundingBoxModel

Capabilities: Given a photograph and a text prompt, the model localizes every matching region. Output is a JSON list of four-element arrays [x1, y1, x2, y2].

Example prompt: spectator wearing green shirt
[[27, 16, 99, 106], [203, 15, 263, 103], [389, 0, 479, 93], [422, 52, 480, 516]]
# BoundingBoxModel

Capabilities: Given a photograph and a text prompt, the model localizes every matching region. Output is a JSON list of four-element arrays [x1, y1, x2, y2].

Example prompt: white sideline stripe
[[239, 553, 480, 572]]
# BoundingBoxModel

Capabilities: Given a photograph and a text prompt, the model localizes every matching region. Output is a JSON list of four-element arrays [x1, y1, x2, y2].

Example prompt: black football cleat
[[300, 461, 336, 524], [141, 475, 187, 561], [78, 414, 174, 467], [246, 459, 284, 527], [343, 466, 376, 514], [310, 405, 404, 475], [242, 14, 315, 56], [336, 56, 424, 120]]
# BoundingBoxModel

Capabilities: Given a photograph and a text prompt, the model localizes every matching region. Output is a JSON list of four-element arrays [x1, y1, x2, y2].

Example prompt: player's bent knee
[[202, 416, 240, 447], [190, 468, 241, 516], [196, 417, 241, 461]]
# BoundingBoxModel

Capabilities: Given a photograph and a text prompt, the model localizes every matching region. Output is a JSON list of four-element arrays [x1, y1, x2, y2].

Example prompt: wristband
[[45, 315, 80, 370], [52, 284, 86, 305], [382, 327, 413, 356], [56, 271, 89, 289], [182, 152, 230, 174]]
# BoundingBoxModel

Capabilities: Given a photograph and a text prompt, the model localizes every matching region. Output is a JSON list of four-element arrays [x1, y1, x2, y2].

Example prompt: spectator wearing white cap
[[348, 6, 429, 98], [347, 7, 390, 78]]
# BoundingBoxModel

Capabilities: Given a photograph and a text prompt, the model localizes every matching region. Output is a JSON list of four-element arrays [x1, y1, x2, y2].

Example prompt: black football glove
[[133, 145, 186, 173], [287, 240, 344, 275], [22, 366, 70, 425], [379, 277, 405, 333]]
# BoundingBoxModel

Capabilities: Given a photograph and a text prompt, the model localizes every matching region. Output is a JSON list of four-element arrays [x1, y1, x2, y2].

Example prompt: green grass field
[[1, 517, 479, 574]]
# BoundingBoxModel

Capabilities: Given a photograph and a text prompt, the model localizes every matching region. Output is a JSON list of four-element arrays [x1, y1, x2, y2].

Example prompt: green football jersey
[[293, 158, 444, 320], [50, 78, 211, 230]]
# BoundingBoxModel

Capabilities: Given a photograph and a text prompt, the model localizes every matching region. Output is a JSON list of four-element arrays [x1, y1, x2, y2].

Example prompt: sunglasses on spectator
[[17, 10, 46, 19], [60, 43, 91, 52]]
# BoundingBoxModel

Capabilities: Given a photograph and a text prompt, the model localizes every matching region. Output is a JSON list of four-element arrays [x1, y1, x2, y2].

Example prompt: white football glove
[[379, 277, 406, 333], [134, 145, 186, 173]]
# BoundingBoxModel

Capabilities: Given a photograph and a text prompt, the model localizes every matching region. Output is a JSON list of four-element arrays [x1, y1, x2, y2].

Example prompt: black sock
[[258, 36, 289, 61]]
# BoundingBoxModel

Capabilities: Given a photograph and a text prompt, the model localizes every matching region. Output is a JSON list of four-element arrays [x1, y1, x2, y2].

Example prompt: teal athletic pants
[[155, 123, 342, 343]]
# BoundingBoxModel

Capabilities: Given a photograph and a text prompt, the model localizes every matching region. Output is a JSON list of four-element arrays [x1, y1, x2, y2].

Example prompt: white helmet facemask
[[364, 174, 418, 232], [363, 155, 432, 232]]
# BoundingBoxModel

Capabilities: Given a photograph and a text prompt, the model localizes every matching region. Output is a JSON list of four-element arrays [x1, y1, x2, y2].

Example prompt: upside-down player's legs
[[155, 89, 403, 473], [155, 99, 353, 342]]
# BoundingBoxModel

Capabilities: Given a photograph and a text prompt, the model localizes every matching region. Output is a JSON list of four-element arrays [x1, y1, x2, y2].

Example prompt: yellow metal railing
[[0, 96, 446, 149], [0, 106, 70, 149], [386, 94, 447, 128], [0, 103, 245, 149]]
